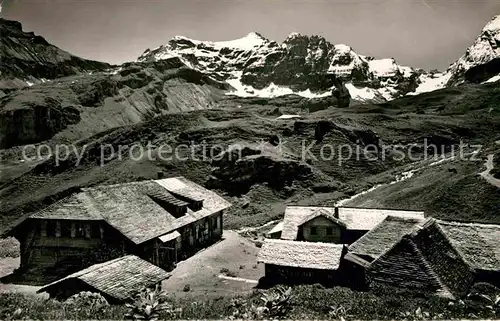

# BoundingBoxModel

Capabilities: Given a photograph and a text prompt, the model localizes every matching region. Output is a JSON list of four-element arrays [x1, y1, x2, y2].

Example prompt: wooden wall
[[264, 264, 338, 286], [367, 239, 444, 294], [20, 219, 128, 274], [299, 217, 343, 243]]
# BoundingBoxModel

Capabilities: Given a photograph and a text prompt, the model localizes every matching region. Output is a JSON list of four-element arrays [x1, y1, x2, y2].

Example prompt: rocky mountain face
[[0, 19, 111, 91], [448, 15, 500, 84], [138, 15, 500, 102], [138, 32, 421, 102]]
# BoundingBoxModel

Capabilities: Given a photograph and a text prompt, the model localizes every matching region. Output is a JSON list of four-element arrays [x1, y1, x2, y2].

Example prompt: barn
[[366, 218, 476, 299], [346, 218, 500, 298], [1, 176, 231, 282]]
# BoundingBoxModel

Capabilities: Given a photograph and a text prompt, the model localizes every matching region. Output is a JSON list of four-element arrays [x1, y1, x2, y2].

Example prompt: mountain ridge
[[138, 15, 500, 102], [0, 18, 112, 91]]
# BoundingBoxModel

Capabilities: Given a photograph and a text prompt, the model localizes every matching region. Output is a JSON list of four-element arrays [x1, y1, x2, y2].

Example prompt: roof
[[158, 230, 181, 243], [368, 218, 478, 299], [29, 193, 103, 221], [267, 221, 284, 236], [5, 177, 231, 244], [437, 220, 500, 271], [338, 207, 425, 231], [348, 215, 425, 261], [281, 206, 338, 240], [280, 206, 425, 240], [37, 255, 171, 301], [297, 209, 347, 229], [156, 177, 231, 222], [258, 239, 344, 270], [82, 181, 181, 244]]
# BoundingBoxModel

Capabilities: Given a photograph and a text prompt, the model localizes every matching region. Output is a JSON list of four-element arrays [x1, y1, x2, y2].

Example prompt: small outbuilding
[[257, 239, 344, 285], [37, 255, 171, 303], [347, 215, 426, 263]]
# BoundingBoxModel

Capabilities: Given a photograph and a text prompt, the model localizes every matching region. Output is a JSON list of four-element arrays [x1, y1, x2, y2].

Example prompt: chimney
[[334, 207, 339, 218], [157, 171, 164, 179]]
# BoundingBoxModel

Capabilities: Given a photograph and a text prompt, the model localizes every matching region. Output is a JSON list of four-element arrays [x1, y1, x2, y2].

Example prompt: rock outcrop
[[207, 144, 312, 195]]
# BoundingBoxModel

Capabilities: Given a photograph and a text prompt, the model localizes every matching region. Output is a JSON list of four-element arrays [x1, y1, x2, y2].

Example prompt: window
[[310, 226, 317, 235], [75, 223, 85, 238], [91, 223, 101, 238], [326, 227, 333, 235], [61, 221, 71, 238], [46, 221, 57, 237]]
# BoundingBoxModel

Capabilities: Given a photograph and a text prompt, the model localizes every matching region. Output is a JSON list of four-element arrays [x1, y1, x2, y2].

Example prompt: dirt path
[[480, 154, 500, 188], [217, 274, 259, 284], [162, 230, 264, 298], [337, 156, 456, 207]]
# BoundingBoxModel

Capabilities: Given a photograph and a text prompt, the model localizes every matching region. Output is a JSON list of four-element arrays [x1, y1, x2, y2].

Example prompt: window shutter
[[70, 222, 76, 238]]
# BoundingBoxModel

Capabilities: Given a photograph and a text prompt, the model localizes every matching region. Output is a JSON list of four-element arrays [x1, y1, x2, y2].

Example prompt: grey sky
[[3, 0, 499, 70]]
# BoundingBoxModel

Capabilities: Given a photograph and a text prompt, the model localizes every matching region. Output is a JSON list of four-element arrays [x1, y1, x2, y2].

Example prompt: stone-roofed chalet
[[1, 177, 231, 282]]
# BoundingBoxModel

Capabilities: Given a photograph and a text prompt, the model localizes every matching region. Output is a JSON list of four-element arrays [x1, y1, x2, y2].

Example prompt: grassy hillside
[[346, 152, 500, 224]]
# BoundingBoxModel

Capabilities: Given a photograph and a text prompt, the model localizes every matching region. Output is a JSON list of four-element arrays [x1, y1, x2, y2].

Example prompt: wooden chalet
[[1, 177, 231, 281], [266, 206, 425, 243], [37, 255, 171, 303]]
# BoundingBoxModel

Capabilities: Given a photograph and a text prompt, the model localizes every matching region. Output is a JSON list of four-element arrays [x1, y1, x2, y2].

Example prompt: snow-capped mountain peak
[[447, 14, 500, 84], [483, 14, 500, 33], [206, 32, 269, 50], [138, 15, 500, 102]]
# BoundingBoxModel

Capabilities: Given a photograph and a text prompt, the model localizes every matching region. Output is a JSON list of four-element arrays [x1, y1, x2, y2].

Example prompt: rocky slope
[[1, 15, 500, 231], [0, 19, 111, 91], [0, 58, 234, 148]]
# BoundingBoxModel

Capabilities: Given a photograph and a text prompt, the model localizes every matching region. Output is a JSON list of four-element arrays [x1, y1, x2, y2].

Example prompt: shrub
[[260, 285, 293, 318], [64, 291, 109, 314], [125, 285, 178, 321], [0, 238, 19, 258]]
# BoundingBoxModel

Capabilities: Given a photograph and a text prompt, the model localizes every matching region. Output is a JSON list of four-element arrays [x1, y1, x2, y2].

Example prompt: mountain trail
[[480, 154, 500, 188]]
